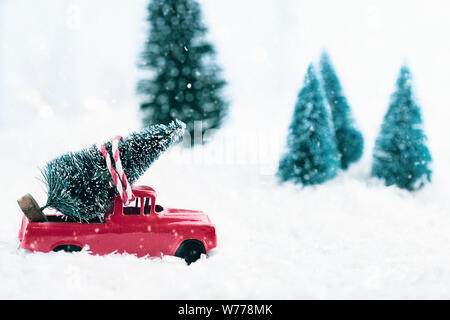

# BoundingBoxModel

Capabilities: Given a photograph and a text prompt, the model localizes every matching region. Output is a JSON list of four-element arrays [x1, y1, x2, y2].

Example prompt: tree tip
[[320, 49, 330, 61]]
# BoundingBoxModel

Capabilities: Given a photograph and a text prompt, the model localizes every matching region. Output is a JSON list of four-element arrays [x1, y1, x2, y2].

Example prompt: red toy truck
[[17, 186, 217, 264]]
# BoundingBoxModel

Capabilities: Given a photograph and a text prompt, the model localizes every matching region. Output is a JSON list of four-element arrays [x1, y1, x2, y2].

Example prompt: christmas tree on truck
[[18, 120, 185, 222]]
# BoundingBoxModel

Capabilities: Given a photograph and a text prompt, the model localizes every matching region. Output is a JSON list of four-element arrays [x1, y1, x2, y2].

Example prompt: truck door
[[121, 196, 162, 257]]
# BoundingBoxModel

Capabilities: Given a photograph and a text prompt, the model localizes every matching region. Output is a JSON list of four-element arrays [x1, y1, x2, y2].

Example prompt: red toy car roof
[[131, 185, 157, 198]]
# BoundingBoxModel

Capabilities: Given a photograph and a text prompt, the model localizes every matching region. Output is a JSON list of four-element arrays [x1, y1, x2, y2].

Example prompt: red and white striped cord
[[96, 136, 135, 205]]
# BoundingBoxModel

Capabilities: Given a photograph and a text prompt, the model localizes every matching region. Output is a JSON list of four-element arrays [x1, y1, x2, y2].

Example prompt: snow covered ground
[[2, 0, 450, 299]]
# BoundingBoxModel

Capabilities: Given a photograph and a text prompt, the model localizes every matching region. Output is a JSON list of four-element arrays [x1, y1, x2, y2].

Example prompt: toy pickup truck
[[17, 185, 217, 264]]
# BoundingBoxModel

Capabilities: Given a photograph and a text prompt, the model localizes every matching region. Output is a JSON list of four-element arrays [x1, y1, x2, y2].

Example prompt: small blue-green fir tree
[[372, 65, 432, 191], [320, 51, 364, 169], [278, 64, 340, 186]]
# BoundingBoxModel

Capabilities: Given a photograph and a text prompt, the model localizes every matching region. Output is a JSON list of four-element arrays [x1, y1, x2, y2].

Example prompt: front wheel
[[175, 240, 206, 265]]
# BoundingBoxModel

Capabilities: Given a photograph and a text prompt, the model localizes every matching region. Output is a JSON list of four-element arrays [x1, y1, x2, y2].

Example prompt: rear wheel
[[175, 240, 205, 265], [53, 245, 82, 253]]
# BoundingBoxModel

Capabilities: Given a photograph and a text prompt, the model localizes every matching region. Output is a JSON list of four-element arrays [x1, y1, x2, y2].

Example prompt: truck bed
[[44, 215, 104, 224]]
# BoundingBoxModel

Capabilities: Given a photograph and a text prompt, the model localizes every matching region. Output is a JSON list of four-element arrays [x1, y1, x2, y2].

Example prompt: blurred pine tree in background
[[319, 51, 364, 170], [372, 65, 432, 191], [278, 64, 340, 186], [137, 0, 228, 146]]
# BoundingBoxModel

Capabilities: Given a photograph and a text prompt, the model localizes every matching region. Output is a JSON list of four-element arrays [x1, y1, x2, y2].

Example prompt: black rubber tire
[[176, 241, 205, 265], [53, 245, 82, 253]]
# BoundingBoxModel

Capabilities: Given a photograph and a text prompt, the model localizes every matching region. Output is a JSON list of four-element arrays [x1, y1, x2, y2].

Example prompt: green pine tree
[[320, 51, 364, 169], [137, 0, 228, 145], [372, 65, 432, 191], [278, 64, 340, 186], [41, 120, 185, 221]]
